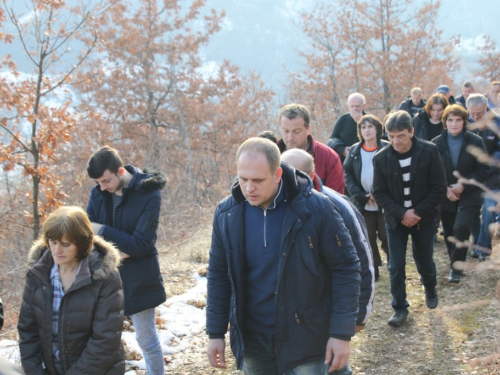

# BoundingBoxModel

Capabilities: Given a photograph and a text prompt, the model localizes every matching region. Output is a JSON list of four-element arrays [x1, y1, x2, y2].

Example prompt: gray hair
[[348, 92, 366, 105], [410, 87, 422, 95], [466, 93, 488, 109], [237, 137, 281, 173]]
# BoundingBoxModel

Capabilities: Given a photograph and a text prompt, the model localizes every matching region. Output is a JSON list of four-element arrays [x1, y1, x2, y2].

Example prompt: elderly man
[[456, 81, 475, 109], [327, 93, 367, 163], [277, 103, 345, 193], [398, 87, 426, 117], [467, 93, 500, 261]]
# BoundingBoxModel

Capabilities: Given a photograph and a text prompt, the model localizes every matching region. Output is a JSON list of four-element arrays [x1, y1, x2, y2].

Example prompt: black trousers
[[441, 206, 481, 268]]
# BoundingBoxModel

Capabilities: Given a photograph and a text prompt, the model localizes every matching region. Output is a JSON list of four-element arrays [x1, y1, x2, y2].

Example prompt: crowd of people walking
[[3, 81, 500, 375]]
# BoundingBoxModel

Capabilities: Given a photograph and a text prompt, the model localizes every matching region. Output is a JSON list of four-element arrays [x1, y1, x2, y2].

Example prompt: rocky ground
[[150, 230, 500, 375]]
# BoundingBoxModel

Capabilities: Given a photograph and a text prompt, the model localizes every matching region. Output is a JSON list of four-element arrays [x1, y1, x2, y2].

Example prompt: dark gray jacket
[[18, 237, 124, 375]]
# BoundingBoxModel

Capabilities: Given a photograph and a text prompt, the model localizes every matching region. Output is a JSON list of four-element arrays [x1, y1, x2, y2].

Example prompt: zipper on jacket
[[263, 209, 267, 248], [295, 312, 301, 324]]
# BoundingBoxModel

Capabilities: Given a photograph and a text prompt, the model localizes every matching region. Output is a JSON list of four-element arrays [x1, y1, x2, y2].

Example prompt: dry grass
[[159, 232, 500, 375]]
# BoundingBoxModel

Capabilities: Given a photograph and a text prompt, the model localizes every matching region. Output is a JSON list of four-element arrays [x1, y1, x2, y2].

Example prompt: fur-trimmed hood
[[27, 235, 122, 281], [125, 165, 167, 194]]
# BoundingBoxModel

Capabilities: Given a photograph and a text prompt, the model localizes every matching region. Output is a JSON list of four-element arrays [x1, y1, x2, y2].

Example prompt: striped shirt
[[50, 262, 81, 374], [396, 149, 413, 208]]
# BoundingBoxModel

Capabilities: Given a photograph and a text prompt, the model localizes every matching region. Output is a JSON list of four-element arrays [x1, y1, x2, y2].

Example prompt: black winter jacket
[[206, 163, 361, 373], [344, 140, 390, 211], [413, 109, 444, 141], [398, 97, 426, 118], [372, 137, 447, 229], [18, 237, 124, 375], [431, 130, 488, 212], [469, 112, 500, 190], [86, 165, 167, 316]]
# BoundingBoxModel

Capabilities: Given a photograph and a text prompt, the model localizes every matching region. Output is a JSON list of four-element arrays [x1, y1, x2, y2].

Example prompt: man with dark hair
[[277, 103, 345, 193], [328, 93, 367, 163], [398, 87, 426, 117], [456, 81, 475, 109], [206, 137, 361, 374], [373, 111, 446, 326], [86, 146, 167, 375]]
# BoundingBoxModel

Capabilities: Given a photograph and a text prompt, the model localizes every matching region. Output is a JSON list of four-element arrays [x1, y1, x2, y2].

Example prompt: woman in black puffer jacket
[[18, 206, 124, 375], [431, 105, 488, 284], [413, 93, 449, 141]]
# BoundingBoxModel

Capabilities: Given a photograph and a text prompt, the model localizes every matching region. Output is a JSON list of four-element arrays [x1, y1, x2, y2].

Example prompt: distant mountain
[[202, 0, 500, 95]]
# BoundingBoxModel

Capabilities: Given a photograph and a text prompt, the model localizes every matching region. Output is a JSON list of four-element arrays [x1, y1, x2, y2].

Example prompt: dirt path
[[159, 237, 500, 375]]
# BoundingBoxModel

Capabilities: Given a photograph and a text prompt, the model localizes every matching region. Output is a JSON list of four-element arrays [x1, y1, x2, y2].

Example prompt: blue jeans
[[476, 193, 499, 255], [130, 308, 165, 375], [242, 330, 352, 375], [386, 221, 437, 311]]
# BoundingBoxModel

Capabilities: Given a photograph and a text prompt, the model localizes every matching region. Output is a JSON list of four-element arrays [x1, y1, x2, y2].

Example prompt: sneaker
[[425, 287, 438, 309], [479, 252, 488, 262], [388, 310, 409, 326], [448, 269, 460, 283]]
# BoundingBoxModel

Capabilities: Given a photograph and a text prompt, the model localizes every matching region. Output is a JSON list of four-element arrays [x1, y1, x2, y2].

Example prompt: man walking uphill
[[373, 111, 446, 326], [206, 137, 361, 374], [86, 146, 167, 375]]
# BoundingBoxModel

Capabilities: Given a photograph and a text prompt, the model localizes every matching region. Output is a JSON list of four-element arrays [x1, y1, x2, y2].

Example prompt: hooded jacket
[[86, 165, 167, 316], [206, 162, 361, 373], [432, 129, 489, 212], [18, 237, 124, 375]]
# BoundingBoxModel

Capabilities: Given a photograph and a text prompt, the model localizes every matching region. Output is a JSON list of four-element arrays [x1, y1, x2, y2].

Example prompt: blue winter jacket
[[86, 165, 167, 316], [206, 163, 361, 373]]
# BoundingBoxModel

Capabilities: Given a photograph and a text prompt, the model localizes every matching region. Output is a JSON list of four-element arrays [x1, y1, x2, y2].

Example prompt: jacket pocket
[[300, 235, 322, 277]]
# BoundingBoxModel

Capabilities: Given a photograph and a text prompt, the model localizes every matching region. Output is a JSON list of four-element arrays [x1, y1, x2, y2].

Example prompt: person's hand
[[401, 209, 421, 227], [343, 146, 351, 157], [366, 193, 376, 204], [324, 337, 350, 373], [355, 325, 365, 333], [207, 338, 226, 368], [450, 183, 464, 195], [91, 222, 103, 234], [447, 187, 460, 202], [350, 109, 363, 123]]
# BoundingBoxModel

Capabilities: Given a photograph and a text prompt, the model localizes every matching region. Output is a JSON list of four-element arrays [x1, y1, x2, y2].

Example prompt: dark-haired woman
[[414, 93, 449, 141], [431, 105, 488, 283], [18, 206, 124, 374], [344, 114, 390, 279]]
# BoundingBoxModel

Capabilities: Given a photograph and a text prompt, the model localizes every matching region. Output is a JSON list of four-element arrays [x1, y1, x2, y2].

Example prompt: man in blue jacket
[[206, 137, 361, 374], [86, 146, 167, 375]]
